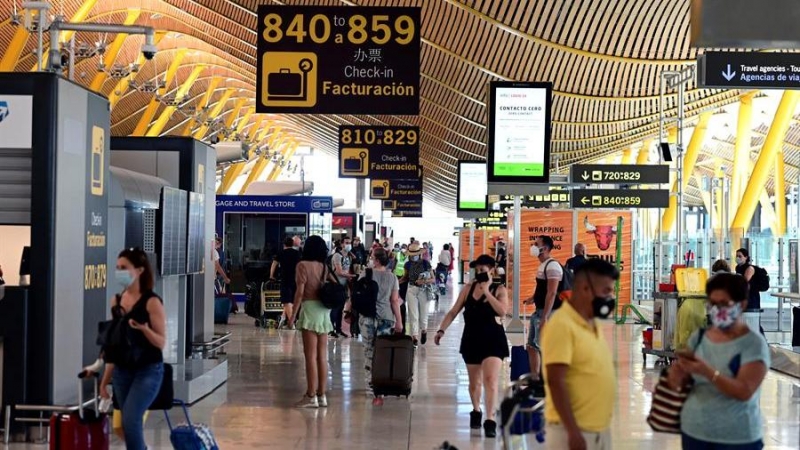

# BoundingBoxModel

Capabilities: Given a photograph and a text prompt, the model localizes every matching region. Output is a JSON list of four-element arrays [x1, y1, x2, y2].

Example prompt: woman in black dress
[[434, 254, 509, 438]]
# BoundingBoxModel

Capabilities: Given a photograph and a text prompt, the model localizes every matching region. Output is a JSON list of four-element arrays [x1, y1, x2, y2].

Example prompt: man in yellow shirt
[[541, 258, 618, 450]]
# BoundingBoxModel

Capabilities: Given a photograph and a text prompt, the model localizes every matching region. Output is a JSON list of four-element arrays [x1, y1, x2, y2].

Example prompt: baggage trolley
[[500, 375, 545, 449], [244, 280, 282, 328]]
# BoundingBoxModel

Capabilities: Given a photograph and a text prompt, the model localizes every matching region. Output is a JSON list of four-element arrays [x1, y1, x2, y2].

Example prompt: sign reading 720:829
[[256, 6, 421, 115]]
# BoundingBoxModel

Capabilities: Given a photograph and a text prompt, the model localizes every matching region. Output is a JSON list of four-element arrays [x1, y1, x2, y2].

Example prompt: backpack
[[319, 261, 347, 310], [545, 259, 574, 303], [351, 269, 379, 318], [751, 265, 770, 292]]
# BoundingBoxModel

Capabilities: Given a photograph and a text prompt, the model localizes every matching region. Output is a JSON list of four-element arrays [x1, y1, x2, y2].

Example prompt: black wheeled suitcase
[[372, 334, 414, 397], [792, 306, 800, 347]]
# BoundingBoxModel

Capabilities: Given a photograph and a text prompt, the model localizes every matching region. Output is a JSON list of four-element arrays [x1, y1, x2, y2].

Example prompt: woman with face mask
[[99, 248, 166, 450], [433, 255, 508, 438], [734, 248, 761, 311], [668, 273, 770, 450]]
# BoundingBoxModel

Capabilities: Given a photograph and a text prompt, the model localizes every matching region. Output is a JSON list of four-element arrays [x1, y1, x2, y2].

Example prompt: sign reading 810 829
[[338, 125, 421, 179], [256, 6, 421, 115]]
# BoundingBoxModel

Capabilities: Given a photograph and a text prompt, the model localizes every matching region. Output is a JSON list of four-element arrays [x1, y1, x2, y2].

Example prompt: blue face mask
[[115, 270, 135, 290]]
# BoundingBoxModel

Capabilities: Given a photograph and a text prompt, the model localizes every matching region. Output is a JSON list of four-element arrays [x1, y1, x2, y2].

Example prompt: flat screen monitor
[[487, 81, 552, 185], [158, 187, 188, 276], [186, 192, 205, 274], [457, 161, 488, 212]]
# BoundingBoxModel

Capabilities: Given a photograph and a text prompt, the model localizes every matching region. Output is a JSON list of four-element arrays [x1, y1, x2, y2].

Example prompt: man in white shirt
[[525, 235, 564, 383]]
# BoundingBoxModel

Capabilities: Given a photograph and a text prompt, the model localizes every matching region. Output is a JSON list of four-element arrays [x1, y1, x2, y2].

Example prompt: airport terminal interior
[[0, 0, 799, 449]]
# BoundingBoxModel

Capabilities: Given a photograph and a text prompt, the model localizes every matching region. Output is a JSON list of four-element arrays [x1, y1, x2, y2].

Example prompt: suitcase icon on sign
[[372, 181, 389, 198], [342, 150, 368, 175], [267, 58, 314, 102]]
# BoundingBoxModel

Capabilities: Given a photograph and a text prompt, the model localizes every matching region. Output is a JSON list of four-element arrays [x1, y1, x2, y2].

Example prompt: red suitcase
[[49, 374, 110, 450]]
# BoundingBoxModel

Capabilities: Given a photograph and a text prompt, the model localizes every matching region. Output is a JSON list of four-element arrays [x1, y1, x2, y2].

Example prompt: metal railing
[[191, 331, 232, 359]]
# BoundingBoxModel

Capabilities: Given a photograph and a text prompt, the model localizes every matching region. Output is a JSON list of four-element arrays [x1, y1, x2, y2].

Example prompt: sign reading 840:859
[[256, 6, 421, 115]]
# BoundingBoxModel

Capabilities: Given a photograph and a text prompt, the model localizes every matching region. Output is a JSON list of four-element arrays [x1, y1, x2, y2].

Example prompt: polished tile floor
[[6, 284, 800, 449]]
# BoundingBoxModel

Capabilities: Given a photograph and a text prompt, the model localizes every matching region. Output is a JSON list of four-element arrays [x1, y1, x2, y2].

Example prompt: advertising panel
[[0, 95, 33, 148], [460, 229, 485, 262], [457, 161, 488, 211], [338, 125, 420, 179], [256, 6, 421, 114], [487, 82, 552, 184], [581, 211, 633, 312]]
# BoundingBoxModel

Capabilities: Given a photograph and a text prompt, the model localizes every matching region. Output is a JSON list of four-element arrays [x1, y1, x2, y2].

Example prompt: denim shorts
[[528, 310, 545, 350]]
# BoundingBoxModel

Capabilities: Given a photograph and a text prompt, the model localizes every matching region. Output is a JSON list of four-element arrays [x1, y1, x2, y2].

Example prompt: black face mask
[[589, 278, 616, 319]]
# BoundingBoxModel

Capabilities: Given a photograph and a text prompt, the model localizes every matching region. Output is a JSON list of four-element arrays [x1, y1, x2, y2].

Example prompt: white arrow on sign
[[581, 196, 590, 205], [581, 171, 590, 180], [722, 64, 736, 81]]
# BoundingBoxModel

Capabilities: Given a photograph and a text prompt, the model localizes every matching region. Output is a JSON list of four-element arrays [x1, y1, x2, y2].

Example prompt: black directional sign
[[571, 189, 670, 209], [698, 52, 800, 90], [570, 165, 669, 185]]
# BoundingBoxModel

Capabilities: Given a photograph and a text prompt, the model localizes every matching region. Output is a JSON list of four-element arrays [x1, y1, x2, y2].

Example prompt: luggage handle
[[163, 399, 193, 433], [74, 372, 100, 420]]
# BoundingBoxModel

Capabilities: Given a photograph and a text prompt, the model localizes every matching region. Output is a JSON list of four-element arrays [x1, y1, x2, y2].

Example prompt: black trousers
[[330, 306, 344, 333]]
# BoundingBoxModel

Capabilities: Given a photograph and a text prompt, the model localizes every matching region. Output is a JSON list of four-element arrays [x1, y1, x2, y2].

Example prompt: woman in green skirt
[[288, 235, 333, 408]]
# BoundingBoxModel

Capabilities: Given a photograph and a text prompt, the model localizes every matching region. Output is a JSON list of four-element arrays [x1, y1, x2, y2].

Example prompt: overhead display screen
[[457, 161, 488, 211], [487, 81, 552, 184]]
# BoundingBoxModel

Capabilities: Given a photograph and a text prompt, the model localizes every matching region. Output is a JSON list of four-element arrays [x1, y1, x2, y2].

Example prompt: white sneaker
[[295, 395, 318, 408], [317, 394, 328, 407]]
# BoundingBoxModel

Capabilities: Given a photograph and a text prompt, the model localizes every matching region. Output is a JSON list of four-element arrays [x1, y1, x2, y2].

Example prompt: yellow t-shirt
[[542, 302, 615, 432]]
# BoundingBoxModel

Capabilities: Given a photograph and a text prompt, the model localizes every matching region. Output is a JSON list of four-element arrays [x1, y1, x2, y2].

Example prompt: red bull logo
[[584, 216, 617, 251]]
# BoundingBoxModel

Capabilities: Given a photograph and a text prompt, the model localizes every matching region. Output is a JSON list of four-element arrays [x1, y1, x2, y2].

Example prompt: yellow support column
[[182, 77, 221, 136], [775, 151, 787, 236], [257, 121, 275, 144], [732, 91, 800, 231], [621, 148, 634, 164], [731, 93, 754, 213], [0, 23, 30, 71], [89, 9, 141, 92], [193, 89, 235, 140], [131, 49, 187, 136], [636, 139, 653, 165], [216, 162, 246, 195], [146, 65, 205, 137], [220, 98, 247, 139], [245, 117, 268, 142], [107, 32, 166, 109], [268, 142, 299, 181], [234, 107, 254, 136], [661, 113, 712, 235]]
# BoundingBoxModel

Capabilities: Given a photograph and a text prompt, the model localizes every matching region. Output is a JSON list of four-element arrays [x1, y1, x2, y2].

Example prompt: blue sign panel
[[699, 51, 800, 89], [215, 195, 333, 235]]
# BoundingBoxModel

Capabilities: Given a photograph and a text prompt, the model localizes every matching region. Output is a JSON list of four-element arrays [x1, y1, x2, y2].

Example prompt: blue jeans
[[112, 363, 164, 450], [681, 433, 763, 450]]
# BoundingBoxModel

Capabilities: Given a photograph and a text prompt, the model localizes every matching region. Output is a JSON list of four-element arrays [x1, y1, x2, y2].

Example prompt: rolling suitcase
[[510, 309, 531, 381], [793, 306, 800, 347], [49, 374, 110, 450], [371, 334, 415, 397]]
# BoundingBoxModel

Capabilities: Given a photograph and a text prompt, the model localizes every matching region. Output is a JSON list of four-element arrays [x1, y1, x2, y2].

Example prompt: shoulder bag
[[320, 262, 347, 310]]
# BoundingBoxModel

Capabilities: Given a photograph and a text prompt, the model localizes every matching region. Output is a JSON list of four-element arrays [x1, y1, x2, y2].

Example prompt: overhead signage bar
[[338, 125, 420, 179], [487, 81, 553, 196], [381, 199, 422, 212], [570, 189, 670, 209], [256, 6, 421, 114], [392, 210, 422, 218], [369, 177, 422, 201], [698, 51, 800, 89], [569, 164, 670, 185], [457, 161, 488, 218]]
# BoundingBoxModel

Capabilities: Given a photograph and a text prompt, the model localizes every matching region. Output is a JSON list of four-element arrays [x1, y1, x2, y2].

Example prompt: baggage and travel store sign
[[338, 125, 420, 179], [369, 177, 422, 201], [256, 6, 421, 114]]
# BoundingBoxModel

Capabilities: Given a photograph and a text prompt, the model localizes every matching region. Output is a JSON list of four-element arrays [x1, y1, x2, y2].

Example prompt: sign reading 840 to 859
[[256, 6, 421, 115]]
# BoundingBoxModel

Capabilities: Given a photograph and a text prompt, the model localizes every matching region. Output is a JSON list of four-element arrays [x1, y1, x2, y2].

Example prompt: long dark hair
[[118, 248, 154, 292], [736, 248, 751, 264], [302, 235, 329, 263]]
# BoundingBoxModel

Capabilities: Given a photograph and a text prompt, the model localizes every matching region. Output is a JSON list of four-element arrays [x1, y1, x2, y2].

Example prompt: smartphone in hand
[[675, 349, 696, 361]]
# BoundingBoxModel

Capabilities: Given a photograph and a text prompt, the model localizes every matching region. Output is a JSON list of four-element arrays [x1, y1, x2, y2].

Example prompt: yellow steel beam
[[775, 151, 787, 236], [268, 141, 299, 181], [731, 93, 754, 213], [89, 8, 141, 91], [732, 91, 800, 232], [660, 112, 712, 236], [131, 48, 187, 136], [30, 0, 100, 71], [193, 88, 235, 140], [107, 32, 166, 109], [636, 139, 652, 164], [0, 22, 30, 71], [239, 138, 290, 195], [223, 97, 247, 133], [246, 117, 268, 142], [146, 65, 205, 137], [216, 162, 246, 195], [257, 122, 276, 143], [234, 107, 254, 136], [182, 76, 221, 136], [621, 148, 634, 164]]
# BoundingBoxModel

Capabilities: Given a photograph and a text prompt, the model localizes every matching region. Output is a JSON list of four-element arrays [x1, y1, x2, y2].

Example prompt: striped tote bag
[[646, 369, 692, 433]]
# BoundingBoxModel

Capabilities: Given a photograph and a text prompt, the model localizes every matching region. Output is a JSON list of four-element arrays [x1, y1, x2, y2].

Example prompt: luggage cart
[[245, 280, 283, 328], [500, 375, 545, 449]]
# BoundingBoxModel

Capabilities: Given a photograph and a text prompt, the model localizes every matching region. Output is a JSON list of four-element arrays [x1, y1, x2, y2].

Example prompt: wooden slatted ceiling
[[0, 0, 793, 210]]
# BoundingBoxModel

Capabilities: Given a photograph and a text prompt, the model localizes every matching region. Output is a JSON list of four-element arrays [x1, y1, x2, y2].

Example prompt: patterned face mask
[[708, 303, 742, 330]]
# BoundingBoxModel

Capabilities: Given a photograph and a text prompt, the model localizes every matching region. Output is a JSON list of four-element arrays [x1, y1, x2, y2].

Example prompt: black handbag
[[320, 262, 347, 310]]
